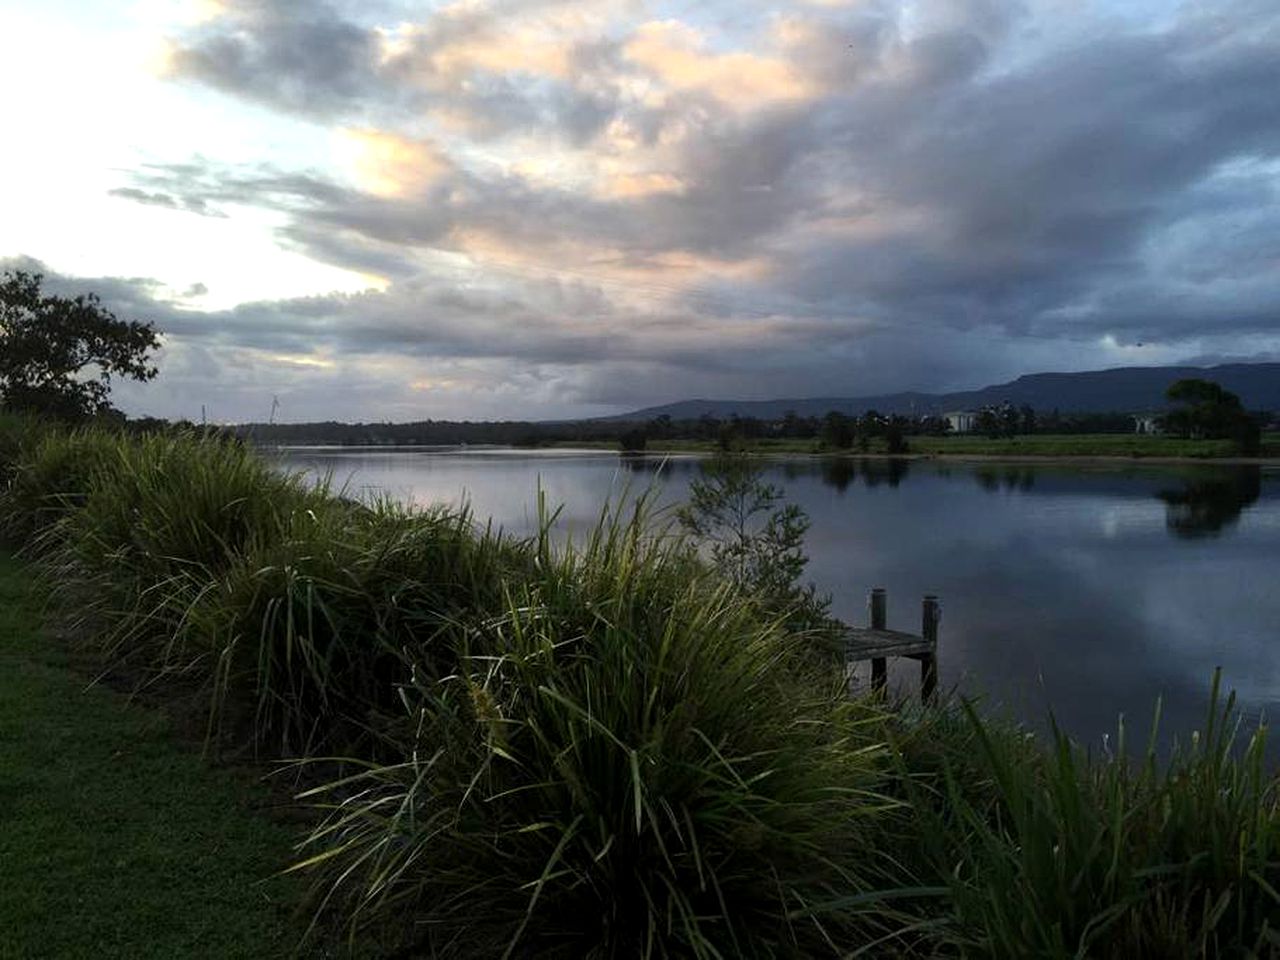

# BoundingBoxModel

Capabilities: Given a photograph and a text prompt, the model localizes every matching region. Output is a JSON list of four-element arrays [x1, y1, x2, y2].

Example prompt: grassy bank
[[908, 433, 1257, 458], [3, 412, 1279, 957], [0, 552, 304, 959]]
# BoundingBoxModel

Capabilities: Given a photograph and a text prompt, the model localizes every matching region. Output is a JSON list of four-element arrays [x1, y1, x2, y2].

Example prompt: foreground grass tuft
[[293, 506, 924, 957]]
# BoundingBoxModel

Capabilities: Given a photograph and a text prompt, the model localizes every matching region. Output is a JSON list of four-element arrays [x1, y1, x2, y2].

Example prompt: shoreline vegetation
[[4, 412, 1280, 957], [255, 433, 1280, 463], [545, 435, 1280, 464], [244, 432, 1274, 463], [223, 381, 1278, 462]]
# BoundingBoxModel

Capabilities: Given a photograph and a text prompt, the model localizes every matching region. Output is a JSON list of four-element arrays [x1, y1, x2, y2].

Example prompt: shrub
[[677, 454, 832, 634]]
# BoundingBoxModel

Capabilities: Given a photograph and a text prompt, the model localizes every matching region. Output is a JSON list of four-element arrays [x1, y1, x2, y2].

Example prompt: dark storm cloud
[[1, 255, 757, 375], [125, 161, 352, 214], [2, 255, 169, 315], [108, 187, 225, 217], [98, 0, 1280, 415], [0, 254, 1186, 421], [776, 9, 1280, 341], [166, 0, 384, 118], [165, 0, 628, 140]]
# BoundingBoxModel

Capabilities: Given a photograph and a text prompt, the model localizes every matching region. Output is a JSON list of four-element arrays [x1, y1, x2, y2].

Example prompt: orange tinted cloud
[[602, 172, 686, 199], [338, 129, 451, 197], [380, 9, 574, 83], [623, 20, 820, 107], [427, 33, 571, 79], [452, 227, 771, 301]]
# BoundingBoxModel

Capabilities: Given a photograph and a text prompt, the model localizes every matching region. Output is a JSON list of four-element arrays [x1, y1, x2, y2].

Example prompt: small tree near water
[[678, 455, 831, 629]]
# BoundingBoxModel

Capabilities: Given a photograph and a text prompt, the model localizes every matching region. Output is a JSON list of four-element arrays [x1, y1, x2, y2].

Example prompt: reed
[[894, 678, 1280, 957]]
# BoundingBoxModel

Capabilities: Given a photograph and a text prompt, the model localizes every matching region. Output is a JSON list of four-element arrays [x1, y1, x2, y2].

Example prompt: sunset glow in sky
[[2, 0, 1278, 422]]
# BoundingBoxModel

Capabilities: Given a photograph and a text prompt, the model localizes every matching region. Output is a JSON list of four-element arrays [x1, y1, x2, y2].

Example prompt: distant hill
[[610, 363, 1280, 420]]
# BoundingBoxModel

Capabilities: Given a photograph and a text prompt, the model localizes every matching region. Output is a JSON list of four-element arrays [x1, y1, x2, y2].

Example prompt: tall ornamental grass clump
[[897, 677, 1280, 957], [191, 500, 535, 755], [0, 424, 121, 542], [36, 430, 329, 666], [0, 411, 47, 492], [292, 506, 931, 958]]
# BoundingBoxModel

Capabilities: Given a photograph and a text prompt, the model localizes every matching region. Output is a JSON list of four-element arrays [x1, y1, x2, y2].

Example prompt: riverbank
[[546, 432, 1280, 464], [4, 414, 1280, 957]]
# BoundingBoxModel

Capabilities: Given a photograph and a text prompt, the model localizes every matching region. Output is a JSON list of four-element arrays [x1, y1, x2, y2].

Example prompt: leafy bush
[[32, 431, 320, 669], [0, 411, 47, 499]]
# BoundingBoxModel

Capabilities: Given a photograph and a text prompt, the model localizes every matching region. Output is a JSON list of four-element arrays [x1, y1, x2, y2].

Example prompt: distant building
[[945, 411, 978, 433], [1132, 414, 1162, 435]]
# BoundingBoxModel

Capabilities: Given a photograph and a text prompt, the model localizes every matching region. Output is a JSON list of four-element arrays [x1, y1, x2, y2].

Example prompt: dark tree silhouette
[[1163, 378, 1260, 454], [0, 271, 160, 419], [618, 427, 648, 452]]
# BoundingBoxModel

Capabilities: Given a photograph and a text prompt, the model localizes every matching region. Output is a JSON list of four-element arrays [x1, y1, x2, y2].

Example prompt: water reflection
[[974, 466, 1037, 492], [1156, 467, 1262, 539], [618, 454, 697, 477], [272, 447, 1280, 755], [617, 451, 663, 475], [819, 457, 910, 490]]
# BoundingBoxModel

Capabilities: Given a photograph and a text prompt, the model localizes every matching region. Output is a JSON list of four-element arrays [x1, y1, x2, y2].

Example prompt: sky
[[1, 0, 1278, 423]]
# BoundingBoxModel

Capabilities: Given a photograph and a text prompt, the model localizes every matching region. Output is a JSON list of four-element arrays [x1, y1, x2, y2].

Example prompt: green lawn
[[0, 552, 311, 959], [908, 433, 1243, 458]]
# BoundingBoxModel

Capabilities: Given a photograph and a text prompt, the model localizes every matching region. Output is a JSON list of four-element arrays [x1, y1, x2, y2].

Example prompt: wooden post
[[921, 595, 940, 703], [870, 587, 887, 695]]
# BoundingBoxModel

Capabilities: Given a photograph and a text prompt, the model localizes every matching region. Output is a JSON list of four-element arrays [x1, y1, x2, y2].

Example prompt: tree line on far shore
[[227, 391, 1269, 455]]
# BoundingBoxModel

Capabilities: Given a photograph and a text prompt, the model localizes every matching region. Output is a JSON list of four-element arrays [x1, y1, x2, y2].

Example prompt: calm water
[[274, 447, 1280, 751]]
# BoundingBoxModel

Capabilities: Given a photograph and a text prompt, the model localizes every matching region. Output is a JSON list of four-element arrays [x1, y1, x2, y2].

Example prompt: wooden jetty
[[843, 587, 939, 702]]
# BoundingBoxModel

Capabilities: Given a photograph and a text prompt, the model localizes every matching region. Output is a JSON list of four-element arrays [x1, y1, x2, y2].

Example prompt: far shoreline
[[629, 448, 1280, 468], [269, 440, 1280, 468]]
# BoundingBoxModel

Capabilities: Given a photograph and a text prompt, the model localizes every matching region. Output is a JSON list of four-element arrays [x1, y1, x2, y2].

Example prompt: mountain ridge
[[606, 363, 1280, 421]]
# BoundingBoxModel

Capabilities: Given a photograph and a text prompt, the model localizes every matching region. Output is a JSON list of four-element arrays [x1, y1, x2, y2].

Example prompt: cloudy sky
[[2, 0, 1278, 422]]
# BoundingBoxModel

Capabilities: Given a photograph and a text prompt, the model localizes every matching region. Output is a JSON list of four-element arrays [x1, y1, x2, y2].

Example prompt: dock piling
[[869, 587, 888, 695], [846, 587, 940, 702], [921, 595, 940, 703]]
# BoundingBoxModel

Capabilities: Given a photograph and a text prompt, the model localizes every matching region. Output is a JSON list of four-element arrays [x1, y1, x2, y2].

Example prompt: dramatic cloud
[[5, 0, 1280, 420]]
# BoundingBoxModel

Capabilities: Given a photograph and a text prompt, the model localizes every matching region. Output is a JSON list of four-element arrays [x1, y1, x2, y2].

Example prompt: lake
[[274, 447, 1280, 752]]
